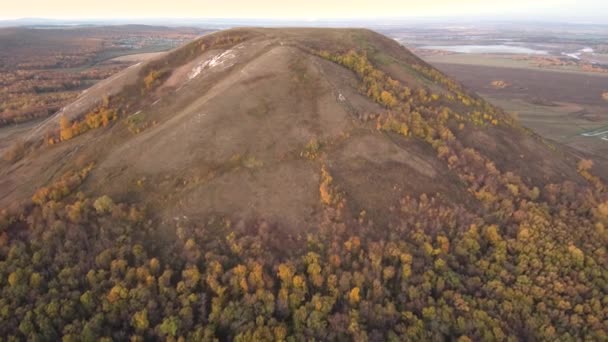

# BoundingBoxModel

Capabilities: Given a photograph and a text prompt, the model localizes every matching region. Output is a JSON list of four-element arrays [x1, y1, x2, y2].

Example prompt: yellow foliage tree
[[107, 284, 128, 303], [348, 287, 361, 305], [319, 165, 336, 205], [131, 309, 149, 331], [144, 70, 161, 89], [380, 91, 397, 108], [59, 115, 73, 141]]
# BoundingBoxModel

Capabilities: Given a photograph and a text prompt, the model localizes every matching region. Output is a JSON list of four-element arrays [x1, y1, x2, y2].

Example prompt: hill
[[0, 28, 607, 340]]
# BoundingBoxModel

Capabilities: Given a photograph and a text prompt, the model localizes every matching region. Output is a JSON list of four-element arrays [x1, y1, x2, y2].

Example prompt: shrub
[[59, 115, 74, 141], [144, 70, 163, 90], [301, 138, 322, 160], [93, 196, 114, 214], [3, 140, 29, 162]]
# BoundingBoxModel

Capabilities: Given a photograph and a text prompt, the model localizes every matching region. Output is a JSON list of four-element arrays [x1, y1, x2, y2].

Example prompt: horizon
[[2, 0, 607, 23], [2, 16, 608, 27]]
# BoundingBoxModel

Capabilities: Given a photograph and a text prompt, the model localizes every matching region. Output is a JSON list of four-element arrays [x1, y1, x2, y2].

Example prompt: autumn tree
[[59, 115, 73, 141]]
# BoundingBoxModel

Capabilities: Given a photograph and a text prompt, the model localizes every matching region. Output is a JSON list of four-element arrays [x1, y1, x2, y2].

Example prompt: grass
[[243, 156, 264, 169], [289, 57, 312, 83], [125, 111, 156, 134], [247, 99, 272, 118], [370, 51, 395, 66]]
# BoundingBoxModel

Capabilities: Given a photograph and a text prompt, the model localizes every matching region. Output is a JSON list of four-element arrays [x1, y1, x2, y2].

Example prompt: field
[[107, 52, 168, 63], [425, 59, 608, 158], [421, 53, 585, 73]]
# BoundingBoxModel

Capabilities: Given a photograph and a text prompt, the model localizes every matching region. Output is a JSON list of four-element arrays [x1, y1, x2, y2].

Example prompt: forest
[[1, 35, 608, 341]]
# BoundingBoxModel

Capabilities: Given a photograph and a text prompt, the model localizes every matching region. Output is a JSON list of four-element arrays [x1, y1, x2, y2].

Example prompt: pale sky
[[1, 0, 607, 20]]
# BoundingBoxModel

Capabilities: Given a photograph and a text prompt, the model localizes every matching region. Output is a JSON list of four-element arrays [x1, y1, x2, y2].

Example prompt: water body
[[420, 45, 548, 55], [581, 127, 608, 143], [562, 47, 594, 60], [581, 129, 608, 137]]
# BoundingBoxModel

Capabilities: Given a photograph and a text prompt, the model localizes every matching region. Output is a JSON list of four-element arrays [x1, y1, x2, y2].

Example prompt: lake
[[420, 45, 548, 55]]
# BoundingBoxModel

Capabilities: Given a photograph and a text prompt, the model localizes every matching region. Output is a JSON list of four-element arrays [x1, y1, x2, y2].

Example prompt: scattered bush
[[53, 107, 117, 143], [300, 138, 322, 160], [144, 70, 162, 90], [2, 140, 29, 162], [93, 195, 115, 214]]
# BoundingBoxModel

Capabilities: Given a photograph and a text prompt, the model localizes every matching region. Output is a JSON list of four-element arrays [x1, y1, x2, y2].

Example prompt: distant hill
[[1, 28, 607, 340]]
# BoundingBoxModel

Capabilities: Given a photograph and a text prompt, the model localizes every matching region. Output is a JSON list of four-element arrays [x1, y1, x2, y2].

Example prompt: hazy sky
[[2, 0, 607, 20]]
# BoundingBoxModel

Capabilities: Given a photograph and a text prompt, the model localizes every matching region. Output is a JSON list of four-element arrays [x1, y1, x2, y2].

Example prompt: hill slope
[[0, 28, 607, 340]]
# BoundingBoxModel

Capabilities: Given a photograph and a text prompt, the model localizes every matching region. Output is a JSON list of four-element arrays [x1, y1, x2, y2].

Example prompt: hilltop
[[1, 28, 593, 226], [0, 28, 607, 340]]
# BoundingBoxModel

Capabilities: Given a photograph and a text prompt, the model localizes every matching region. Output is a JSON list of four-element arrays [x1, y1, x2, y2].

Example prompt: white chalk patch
[[582, 129, 608, 137], [188, 49, 236, 80]]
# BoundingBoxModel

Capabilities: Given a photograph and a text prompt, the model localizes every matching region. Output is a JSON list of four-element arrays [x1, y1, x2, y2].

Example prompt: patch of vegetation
[[2, 139, 30, 163], [317, 49, 503, 140], [143, 70, 163, 90], [376, 113, 410, 136], [370, 50, 395, 66], [0, 91, 80, 127], [300, 138, 322, 160], [207, 154, 264, 177], [578, 159, 604, 191], [351, 31, 373, 51], [125, 111, 156, 134], [242, 155, 263, 169], [246, 99, 272, 118], [319, 165, 341, 206], [289, 57, 312, 84], [50, 106, 117, 144], [31, 163, 94, 205]]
